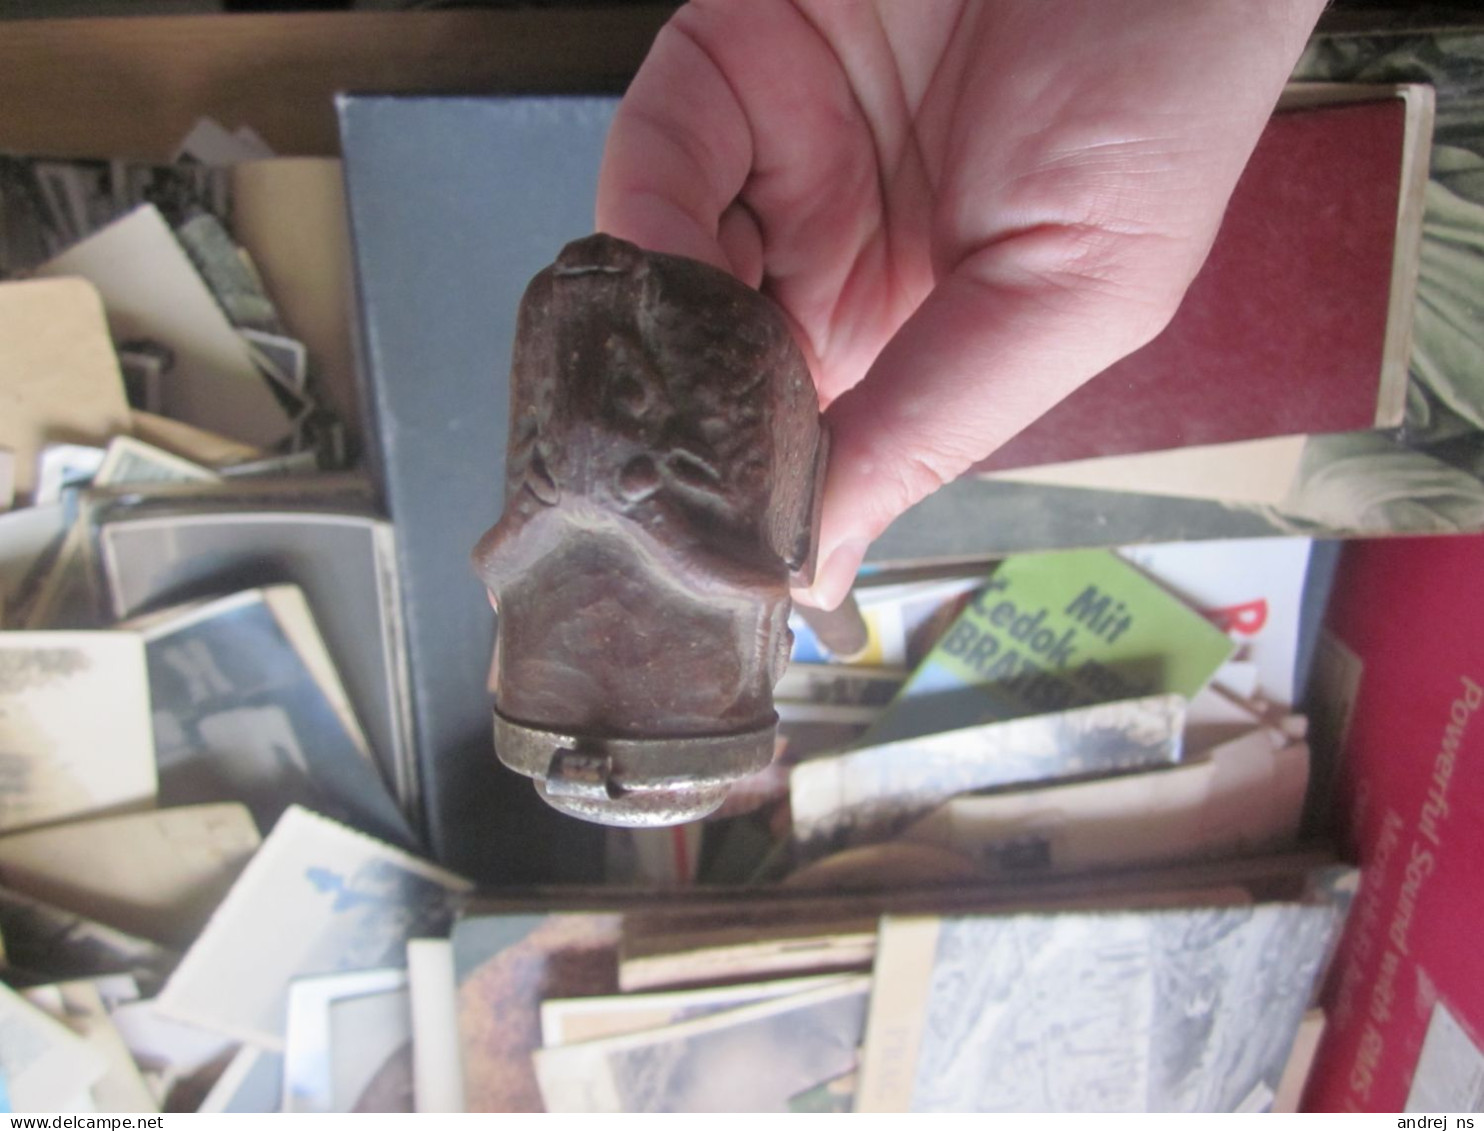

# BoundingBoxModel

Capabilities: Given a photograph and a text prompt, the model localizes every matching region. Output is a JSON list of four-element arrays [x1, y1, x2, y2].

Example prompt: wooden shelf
[[0, 6, 674, 159]]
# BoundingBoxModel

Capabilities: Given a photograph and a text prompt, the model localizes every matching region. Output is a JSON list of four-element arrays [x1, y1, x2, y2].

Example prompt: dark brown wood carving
[[473, 234, 826, 827]]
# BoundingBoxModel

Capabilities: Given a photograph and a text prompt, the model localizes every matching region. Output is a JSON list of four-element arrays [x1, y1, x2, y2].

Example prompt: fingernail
[[802, 538, 868, 611]]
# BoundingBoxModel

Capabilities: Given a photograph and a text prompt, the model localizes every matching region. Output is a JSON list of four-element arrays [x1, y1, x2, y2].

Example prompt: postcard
[[130, 586, 413, 846], [197, 1047, 282, 1114], [534, 976, 871, 1113], [1118, 537, 1314, 706], [1404, 1001, 1484, 1114], [0, 803, 260, 948], [33, 444, 105, 507], [23, 979, 157, 1112], [18, 517, 103, 630], [541, 974, 852, 1047], [863, 549, 1234, 747], [0, 885, 177, 994], [0, 277, 131, 502], [407, 938, 463, 1113], [129, 410, 261, 469], [619, 923, 876, 994], [774, 663, 906, 709], [34, 205, 291, 447], [156, 806, 469, 1049], [899, 726, 1311, 878], [94, 435, 219, 488], [790, 693, 1185, 855], [1274, 1008, 1327, 1114], [108, 998, 238, 1107], [858, 902, 1341, 1112], [0, 980, 109, 1112], [101, 511, 417, 814], [0, 502, 65, 624], [282, 968, 411, 1113], [452, 913, 620, 1112], [0, 631, 156, 832]]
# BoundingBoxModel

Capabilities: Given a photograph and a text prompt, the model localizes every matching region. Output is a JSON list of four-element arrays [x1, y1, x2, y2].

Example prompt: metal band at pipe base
[[493, 709, 777, 827]]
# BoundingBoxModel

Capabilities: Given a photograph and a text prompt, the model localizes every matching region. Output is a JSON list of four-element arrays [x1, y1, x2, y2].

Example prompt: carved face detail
[[472, 234, 825, 826]]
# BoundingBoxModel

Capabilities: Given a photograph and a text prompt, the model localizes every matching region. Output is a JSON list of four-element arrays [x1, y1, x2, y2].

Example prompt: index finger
[[596, 16, 755, 273]]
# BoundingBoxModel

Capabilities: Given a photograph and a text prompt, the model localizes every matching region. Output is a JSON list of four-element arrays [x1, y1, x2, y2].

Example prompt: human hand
[[597, 0, 1327, 608]]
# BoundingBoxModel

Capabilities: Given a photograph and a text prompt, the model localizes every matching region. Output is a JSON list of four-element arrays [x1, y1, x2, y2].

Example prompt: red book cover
[[1304, 534, 1484, 1112], [979, 99, 1407, 472]]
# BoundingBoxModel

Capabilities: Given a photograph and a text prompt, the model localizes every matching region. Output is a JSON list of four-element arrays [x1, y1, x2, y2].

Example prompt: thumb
[[796, 229, 1196, 610]]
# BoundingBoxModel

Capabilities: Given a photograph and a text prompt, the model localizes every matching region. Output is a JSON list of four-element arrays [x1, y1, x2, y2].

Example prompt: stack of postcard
[[0, 483, 432, 1110], [633, 537, 1327, 894], [539, 537, 1349, 1112], [1, 125, 354, 463], [0, 794, 470, 1112], [449, 852, 1353, 1112], [0, 586, 447, 1111], [0, 122, 453, 1113], [2, 122, 361, 637], [0, 115, 421, 810]]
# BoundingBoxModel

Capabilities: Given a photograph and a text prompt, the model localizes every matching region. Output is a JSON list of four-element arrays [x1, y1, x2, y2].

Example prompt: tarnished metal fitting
[[472, 233, 826, 827]]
